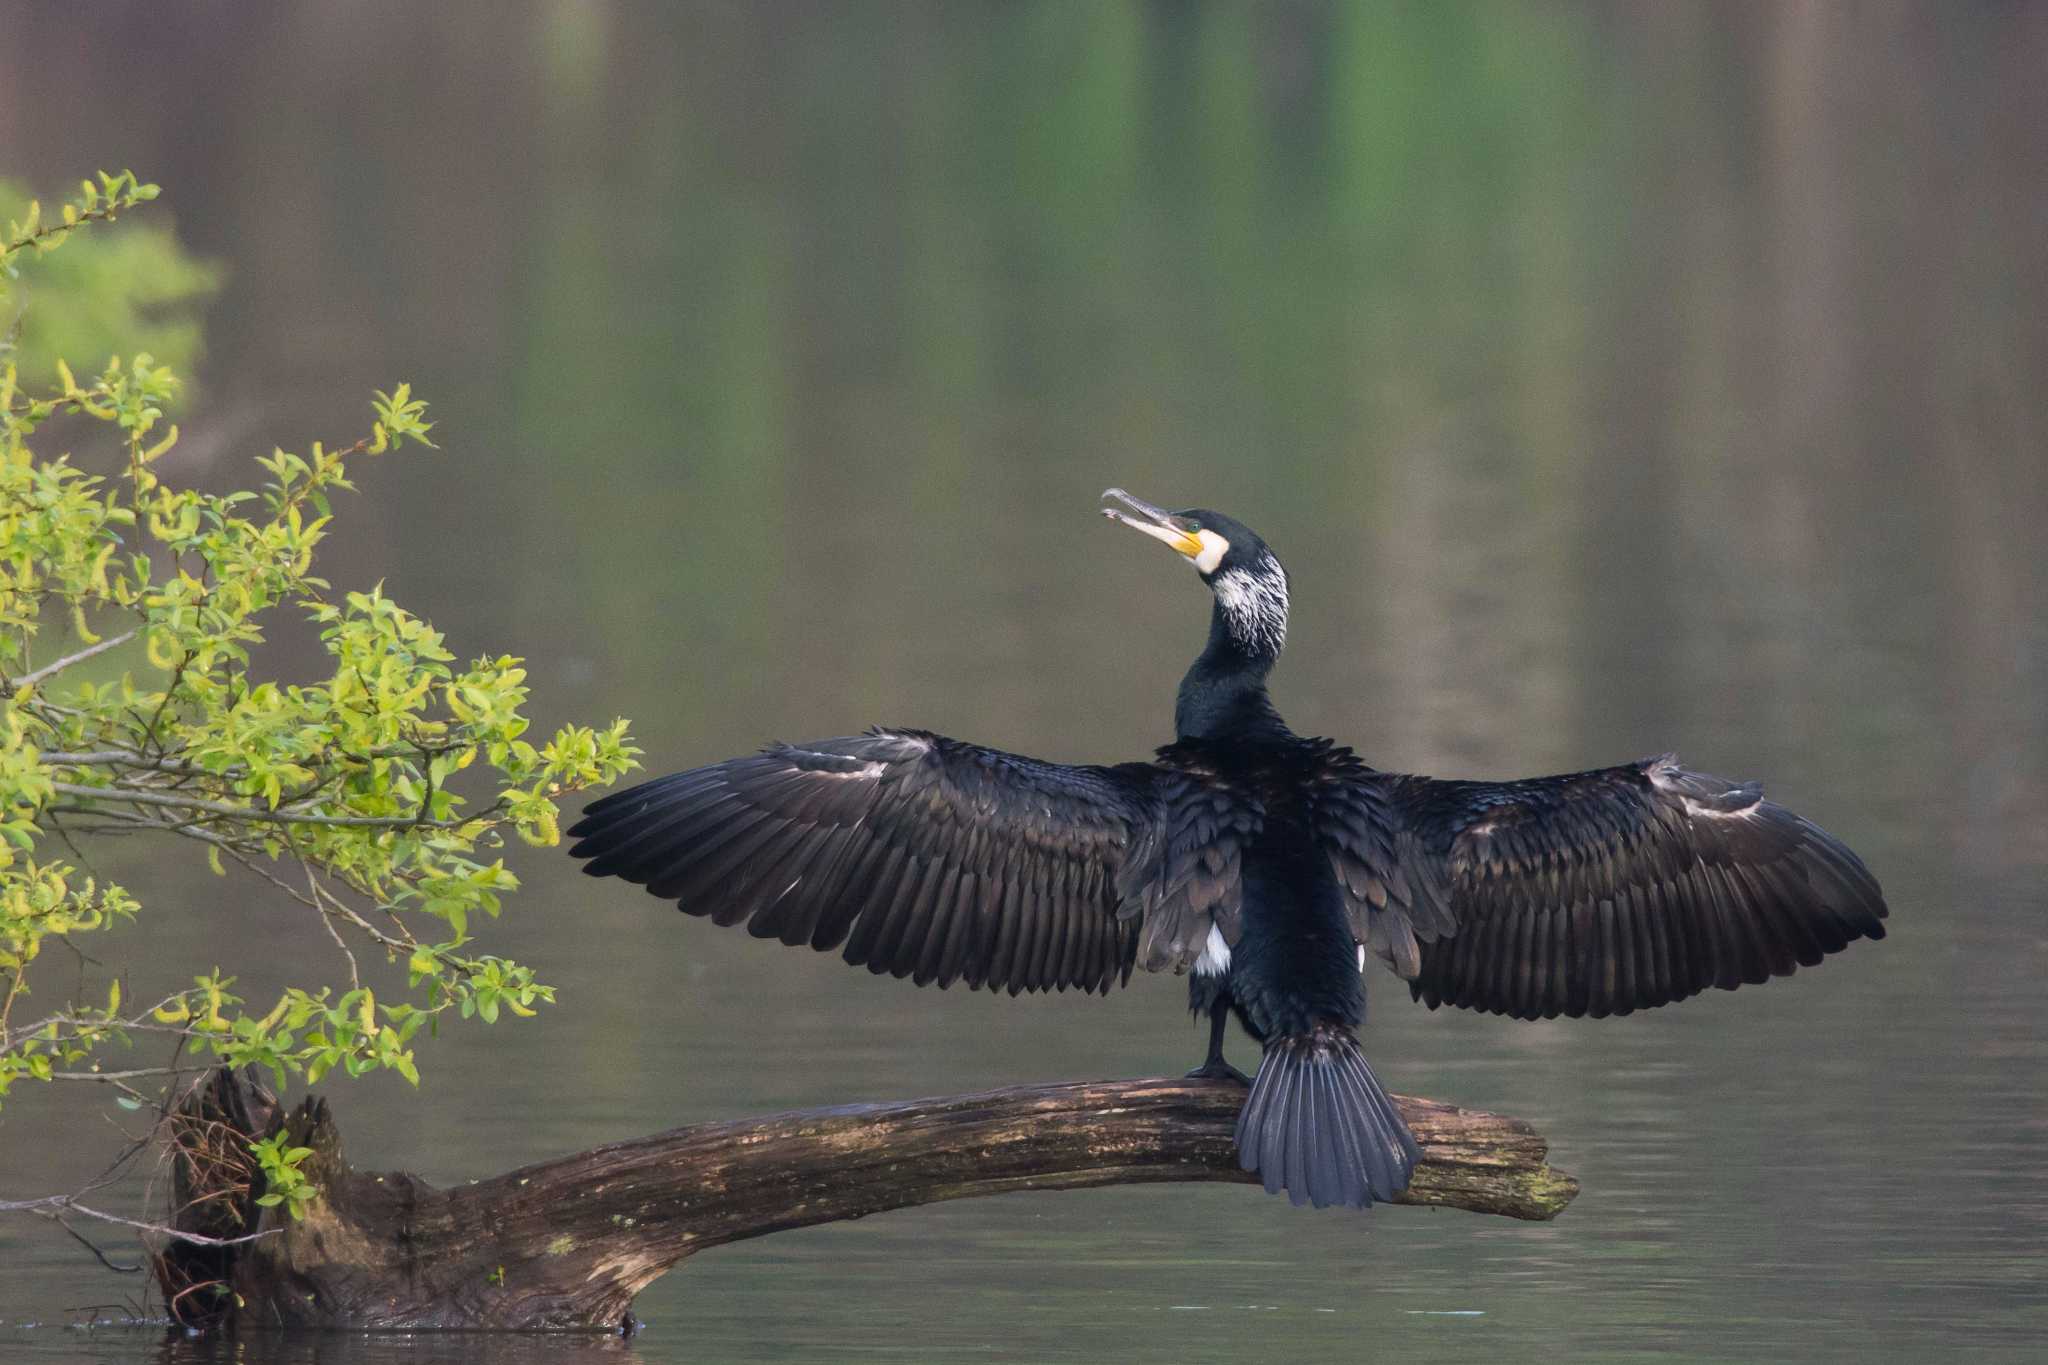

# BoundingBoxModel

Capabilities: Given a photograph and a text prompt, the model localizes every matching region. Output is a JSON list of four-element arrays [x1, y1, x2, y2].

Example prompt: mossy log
[[160, 1068, 1576, 1333]]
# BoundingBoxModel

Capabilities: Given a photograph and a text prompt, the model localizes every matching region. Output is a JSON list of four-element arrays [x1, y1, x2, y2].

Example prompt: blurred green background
[[2, 3, 2044, 1361]]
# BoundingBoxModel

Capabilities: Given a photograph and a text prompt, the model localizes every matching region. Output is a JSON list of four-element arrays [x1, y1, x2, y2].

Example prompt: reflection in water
[[1, 3, 2045, 1362], [2, 1328, 644, 1365]]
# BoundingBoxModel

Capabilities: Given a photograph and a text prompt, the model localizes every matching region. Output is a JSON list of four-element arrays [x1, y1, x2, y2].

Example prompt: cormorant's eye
[[1184, 519, 1203, 532]]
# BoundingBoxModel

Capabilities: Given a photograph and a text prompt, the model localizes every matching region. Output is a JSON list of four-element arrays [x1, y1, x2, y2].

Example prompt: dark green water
[[3, 4, 2045, 1360]]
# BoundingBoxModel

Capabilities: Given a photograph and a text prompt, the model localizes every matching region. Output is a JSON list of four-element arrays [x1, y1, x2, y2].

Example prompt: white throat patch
[[1211, 559, 1289, 656]]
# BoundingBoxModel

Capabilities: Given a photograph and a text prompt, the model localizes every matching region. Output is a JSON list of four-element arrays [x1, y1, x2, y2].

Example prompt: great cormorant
[[567, 489, 1889, 1211]]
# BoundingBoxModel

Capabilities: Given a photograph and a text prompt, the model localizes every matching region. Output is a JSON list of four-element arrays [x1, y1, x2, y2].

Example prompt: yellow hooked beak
[[1101, 488, 1202, 558]]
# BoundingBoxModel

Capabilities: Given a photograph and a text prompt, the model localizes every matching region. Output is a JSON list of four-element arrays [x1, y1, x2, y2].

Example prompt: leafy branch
[[0, 178, 639, 1135], [0, 170, 160, 276]]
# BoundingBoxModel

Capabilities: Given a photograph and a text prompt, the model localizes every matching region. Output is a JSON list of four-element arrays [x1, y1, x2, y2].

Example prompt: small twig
[[171, 827, 409, 981], [167, 1278, 228, 1322], [20, 696, 90, 719], [35, 1019, 199, 1043], [48, 781, 463, 829], [0, 1194, 274, 1248], [1, 200, 138, 258], [275, 766, 366, 816], [10, 629, 141, 689], [43, 750, 222, 779], [272, 826, 422, 957], [46, 805, 251, 852], [138, 655, 188, 761], [54, 1216, 143, 1274], [42, 809, 106, 884], [309, 868, 416, 955], [0, 967, 22, 1051], [303, 858, 360, 989], [43, 751, 154, 766], [18, 991, 199, 1044], [206, 842, 321, 910]]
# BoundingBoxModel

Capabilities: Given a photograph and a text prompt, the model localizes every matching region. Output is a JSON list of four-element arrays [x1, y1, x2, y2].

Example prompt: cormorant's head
[[1101, 488, 1289, 659]]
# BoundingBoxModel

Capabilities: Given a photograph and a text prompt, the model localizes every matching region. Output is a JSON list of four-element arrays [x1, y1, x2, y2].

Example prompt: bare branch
[[11, 629, 141, 688], [0, 1193, 273, 1248], [48, 781, 465, 829], [49, 1067, 196, 1083], [276, 827, 420, 956], [54, 1216, 144, 1273], [43, 749, 220, 778], [309, 871, 416, 955], [138, 654, 187, 758], [208, 843, 321, 910], [303, 857, 360, 989], [17, 993, 227, 1056], [46, 805, 252, 851], [46, 803, 417, 971]]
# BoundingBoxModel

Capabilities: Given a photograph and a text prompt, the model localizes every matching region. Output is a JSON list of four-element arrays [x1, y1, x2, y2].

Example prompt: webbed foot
[[1183, 1058, 1252, 1087]]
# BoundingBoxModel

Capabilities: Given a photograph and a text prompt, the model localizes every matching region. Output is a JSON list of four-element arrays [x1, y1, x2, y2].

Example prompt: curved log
[[163, 1070, 1576, 1332]]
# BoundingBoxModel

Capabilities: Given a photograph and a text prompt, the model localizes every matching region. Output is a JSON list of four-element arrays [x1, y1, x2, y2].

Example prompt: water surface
[[2, 4, 2043, 1361]]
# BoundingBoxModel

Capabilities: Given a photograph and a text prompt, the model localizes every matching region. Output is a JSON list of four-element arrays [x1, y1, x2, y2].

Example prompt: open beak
[[1101, 487, 1202, 558]]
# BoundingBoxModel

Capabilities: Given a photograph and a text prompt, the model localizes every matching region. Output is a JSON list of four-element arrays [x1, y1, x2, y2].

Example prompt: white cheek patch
[[1192, 529, 1229, 574]]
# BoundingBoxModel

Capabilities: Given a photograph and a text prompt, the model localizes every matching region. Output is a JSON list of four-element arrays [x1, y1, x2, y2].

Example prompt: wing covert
[[1127, 766, 1261, 976]]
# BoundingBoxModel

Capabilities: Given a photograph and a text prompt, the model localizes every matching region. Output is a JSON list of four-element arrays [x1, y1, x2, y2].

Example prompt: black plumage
[[569, 489, 1889, 1212], [572, 731, 1151, 994]]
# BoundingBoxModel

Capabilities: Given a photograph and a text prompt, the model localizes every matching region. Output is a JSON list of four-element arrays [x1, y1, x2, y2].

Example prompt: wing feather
[[569, 729, 1172, 996], [1310, 751, 1887, 1020], [1125, 766, 1259, 976]]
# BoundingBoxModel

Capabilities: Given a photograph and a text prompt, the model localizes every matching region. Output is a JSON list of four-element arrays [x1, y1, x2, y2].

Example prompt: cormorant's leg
[[1184, 997, 1251, 1086]]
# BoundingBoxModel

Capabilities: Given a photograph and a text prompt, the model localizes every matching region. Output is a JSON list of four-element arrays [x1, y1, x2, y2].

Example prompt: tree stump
[[160, 1068, 1576, 1332]]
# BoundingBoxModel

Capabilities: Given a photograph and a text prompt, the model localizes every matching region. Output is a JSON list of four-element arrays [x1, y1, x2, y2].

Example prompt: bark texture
[[164, 1070, 1577, 1332]]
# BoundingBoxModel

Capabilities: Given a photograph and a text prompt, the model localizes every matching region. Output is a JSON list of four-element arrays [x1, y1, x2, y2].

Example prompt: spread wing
[[1314, 753, 1889, 1019], [568, 729, 1180, 994]]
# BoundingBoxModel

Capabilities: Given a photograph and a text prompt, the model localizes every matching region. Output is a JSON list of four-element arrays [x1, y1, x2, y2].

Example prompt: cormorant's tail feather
[[1234, 1026, 1419, 1210]]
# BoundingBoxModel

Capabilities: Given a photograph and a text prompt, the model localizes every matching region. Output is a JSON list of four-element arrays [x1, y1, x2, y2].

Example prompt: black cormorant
[[568, 489, 1889, 1211]]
